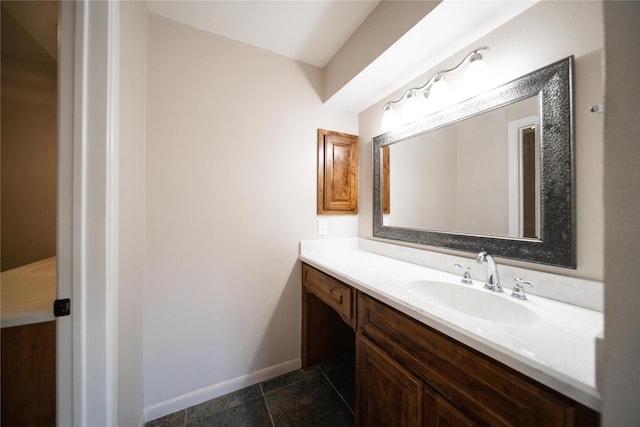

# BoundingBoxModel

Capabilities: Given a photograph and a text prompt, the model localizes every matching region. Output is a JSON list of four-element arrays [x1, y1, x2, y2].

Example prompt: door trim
[[57, 1, 120, 425]]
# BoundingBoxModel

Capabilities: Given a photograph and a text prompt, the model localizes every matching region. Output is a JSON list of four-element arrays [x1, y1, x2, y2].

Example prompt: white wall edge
[[74, 2, 89, 424], [143, 358, 301, 423], [105, 0, 120, 425]]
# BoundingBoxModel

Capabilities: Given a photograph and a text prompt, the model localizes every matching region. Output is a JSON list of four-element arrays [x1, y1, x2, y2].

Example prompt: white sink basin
[[406, 280, 540, 325]]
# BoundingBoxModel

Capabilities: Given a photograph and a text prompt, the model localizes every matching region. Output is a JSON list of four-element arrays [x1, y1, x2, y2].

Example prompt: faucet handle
[[454, 264, 473, 285], [511, 277, 534, 300]]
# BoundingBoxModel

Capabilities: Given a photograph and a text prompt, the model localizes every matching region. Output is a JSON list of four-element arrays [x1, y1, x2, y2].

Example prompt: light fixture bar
[[382, 46, 490, 111]]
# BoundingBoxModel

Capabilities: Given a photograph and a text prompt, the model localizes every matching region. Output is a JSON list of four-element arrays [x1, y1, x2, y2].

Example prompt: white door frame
[[57, 1, 119, 425]]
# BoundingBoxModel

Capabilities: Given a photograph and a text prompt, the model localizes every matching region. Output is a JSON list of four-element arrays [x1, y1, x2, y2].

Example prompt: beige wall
[[144, 14, 357, 412], [118, 1, 147, 425], [359, 1, 604, 281], [388, 125, 458, 231], [387, 96, 537, 237], [324, 0, 439, 102], [457, 96, 538, 236], [1, 10, 57, 272]]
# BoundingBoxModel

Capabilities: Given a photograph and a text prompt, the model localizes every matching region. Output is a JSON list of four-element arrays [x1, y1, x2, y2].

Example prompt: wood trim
[[382, 145, 390, 214]]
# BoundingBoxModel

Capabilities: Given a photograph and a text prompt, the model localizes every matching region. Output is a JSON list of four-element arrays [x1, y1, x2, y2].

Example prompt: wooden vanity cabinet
[[303, 263, 355, 327], [357, 293, 599, 427], [301, 264, 599, 426], [301, 264, 355, 368]]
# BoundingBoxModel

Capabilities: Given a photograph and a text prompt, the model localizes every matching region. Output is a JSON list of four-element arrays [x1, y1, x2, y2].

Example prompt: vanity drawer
[[357, 293, 598, 427], [302, 264, 354, 327]]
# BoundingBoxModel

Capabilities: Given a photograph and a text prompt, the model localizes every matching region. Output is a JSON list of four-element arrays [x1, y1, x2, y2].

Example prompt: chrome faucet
[[475, 251, 503, 292]]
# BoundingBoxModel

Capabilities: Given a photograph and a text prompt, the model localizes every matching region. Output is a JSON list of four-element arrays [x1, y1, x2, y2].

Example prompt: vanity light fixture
[[464, 49, 491, 90], [381, 103, 400, 132], [403, 89, 427, 123], [381, 46, 491, 132]]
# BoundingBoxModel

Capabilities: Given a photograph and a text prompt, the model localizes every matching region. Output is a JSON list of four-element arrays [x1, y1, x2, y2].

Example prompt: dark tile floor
[[145, 354, 355, 427]]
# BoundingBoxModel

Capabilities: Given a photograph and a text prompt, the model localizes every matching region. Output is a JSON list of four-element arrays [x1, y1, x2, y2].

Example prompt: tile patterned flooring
[[145, 354, 355, 427]]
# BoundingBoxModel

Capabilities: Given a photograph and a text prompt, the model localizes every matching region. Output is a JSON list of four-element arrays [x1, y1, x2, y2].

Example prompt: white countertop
[[299, 239, 602, 411], [1, 257, 56, 328]]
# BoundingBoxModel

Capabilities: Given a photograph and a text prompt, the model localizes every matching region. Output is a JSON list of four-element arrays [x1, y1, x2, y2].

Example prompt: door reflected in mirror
[[382, 96, 540, 239]]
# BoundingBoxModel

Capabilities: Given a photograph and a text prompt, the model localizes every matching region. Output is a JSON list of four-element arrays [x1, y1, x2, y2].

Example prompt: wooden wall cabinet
[[301, 263, 600, 427], [317, 129, 358, 215]]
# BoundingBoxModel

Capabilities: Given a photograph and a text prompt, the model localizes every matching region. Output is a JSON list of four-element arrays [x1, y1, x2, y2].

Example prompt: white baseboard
[[143, 358, 301, 423]]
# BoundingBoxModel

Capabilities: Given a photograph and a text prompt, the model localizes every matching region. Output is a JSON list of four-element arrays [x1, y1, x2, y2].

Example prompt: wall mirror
[[373, 57, 575, 268]]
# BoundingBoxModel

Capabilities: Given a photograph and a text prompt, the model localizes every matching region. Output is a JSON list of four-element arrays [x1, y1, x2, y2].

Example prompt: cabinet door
[[317, 129, 358, 214], [356, 333, 422, 427], [424, 387, 480, 427]]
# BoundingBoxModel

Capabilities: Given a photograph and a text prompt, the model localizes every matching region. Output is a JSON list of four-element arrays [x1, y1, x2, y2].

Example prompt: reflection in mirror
[[373, 57, 575, 268], [508, 114, 540, 238], [383, 96, 539, 238]]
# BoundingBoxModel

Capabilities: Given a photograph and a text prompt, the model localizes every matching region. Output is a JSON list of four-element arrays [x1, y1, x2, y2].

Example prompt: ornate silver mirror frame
[[373, 56, 575, 268]]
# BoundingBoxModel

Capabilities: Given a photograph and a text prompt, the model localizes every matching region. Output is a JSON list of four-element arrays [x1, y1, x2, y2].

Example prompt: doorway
[[1, 1, 59, 425], [508, 115, 541, 239]]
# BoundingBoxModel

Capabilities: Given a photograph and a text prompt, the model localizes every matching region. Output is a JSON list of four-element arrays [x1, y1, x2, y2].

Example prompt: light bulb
[[464, 52, 492, 96], [381, 104, 400, 132], [428, 75, 450, 110], [403, 90, 427, 123]]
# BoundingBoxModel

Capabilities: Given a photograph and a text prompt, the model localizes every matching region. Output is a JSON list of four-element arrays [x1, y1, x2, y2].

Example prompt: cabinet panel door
[[317, 129, 358, 214], [356, 333, 422, 427], [424, 386, 480, 427]]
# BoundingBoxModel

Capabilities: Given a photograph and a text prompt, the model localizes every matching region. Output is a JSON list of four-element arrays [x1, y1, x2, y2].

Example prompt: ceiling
[[146, 0, 380, 68], [2, 1, 539, 113], [147, 1, 538, 113], [1, 0, 58, 61]]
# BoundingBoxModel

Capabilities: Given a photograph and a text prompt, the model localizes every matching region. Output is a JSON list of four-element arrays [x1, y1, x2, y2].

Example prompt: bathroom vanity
[[300, 240, 601, 426], [1, 258, 57, 426]]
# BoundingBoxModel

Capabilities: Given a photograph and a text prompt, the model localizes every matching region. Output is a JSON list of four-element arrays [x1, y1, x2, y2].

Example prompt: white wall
[[143, 14, 357, 417], [602, 2, 640, 424], [359, 1, 604, 281], [118, 1, 147, 425], [456, 96, 538, 237]]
